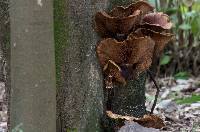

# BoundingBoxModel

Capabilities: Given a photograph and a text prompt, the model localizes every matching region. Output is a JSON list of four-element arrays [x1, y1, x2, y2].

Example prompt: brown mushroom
[[127, 1, 154, 15], [95, 10, 141, 35], [120, 34, 155, 78], [142, 12, 173, 30], [126, 34, 155, 64], [96, 38, 127, 67], [134, 28, 173, 56], [109, 1, 154, 17], [94, 1, 154, 36], [106, 111, 165, 129], [103, 60, 126, 88]]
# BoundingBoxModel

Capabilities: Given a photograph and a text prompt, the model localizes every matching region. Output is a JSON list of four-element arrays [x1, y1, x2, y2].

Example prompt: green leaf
[[165, 8, 178, 15], [191, 17, 200, 35], [160, 55, 171, 65], [174, 71, 190, 80], [180, 4, 188, 14], [175, 95, 200, 104], [179, 23, 191, 30]]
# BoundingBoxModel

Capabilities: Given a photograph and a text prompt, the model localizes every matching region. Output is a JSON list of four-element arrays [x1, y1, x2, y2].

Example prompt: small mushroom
[[94, 1, 154, 36], [142, 12, 173, 30], [103, 60, 126, 88]]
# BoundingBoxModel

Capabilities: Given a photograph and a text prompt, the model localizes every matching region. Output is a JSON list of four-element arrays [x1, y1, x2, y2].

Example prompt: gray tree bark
[[57, 0, 108, 131], [10, 0, 56, 131], [58, 0, 147, 131]]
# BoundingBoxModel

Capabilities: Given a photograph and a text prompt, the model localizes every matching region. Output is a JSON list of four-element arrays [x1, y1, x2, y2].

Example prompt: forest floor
[[146, 77, 200, 132], [0, 77, 199, 132]]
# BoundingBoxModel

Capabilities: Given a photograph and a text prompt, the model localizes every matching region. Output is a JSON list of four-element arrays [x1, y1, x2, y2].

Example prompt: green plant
[[175, 94, 200, 104], [160, 54, 171, 66], [174, 71, 190, 80]]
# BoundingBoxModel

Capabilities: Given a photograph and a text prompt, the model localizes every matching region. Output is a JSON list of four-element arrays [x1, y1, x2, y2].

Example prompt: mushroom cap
[[134, 28, 173, 56], [94, 1, 154, 35], [95, 10, 141, 35], [109, 1, 154, 17], [103, 60, 126, 85], [126, 34, 155, 78], [126, 34, 155, 64], [142, 12, 173, 30], [96, 38, 127, 67], [106, 111, 165, 129]]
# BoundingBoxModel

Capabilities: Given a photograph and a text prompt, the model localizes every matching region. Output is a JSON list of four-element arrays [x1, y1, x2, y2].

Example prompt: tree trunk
[[56, 0, 107, 131], [57, 0, 146, 131], [10, 0, 56, 131]]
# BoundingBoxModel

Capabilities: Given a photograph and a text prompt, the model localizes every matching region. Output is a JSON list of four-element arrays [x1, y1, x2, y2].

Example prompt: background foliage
[[148, 0, 200, 78]]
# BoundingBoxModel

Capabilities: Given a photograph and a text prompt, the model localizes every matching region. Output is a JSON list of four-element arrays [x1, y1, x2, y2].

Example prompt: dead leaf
[[137, 114, 165, 129]]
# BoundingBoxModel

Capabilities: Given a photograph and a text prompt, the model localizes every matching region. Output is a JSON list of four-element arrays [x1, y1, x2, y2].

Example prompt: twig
[[147, 70, 160, 114]]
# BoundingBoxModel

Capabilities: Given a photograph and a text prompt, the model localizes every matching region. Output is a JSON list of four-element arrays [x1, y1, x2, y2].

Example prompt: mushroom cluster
[[95, 1, 173, 88]]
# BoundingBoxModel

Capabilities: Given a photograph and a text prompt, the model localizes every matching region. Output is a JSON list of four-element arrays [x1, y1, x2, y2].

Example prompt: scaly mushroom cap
[[94, 1, 154, 36]]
